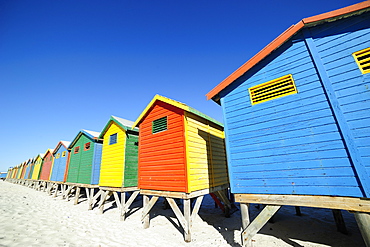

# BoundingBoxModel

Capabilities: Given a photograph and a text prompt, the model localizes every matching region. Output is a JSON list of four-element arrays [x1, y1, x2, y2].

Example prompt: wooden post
[[53, 184, 59, 198], [184, 198, 191, 242], [241, 205, 281, 246], [295, 206, 302, 216], [74, 187, 81, 205], [240, 203, 251, 247], [120, 192, 126, 221], [332, 209, 347, 234], [354, 212, 370, 247], [143, 195, 150, 229]]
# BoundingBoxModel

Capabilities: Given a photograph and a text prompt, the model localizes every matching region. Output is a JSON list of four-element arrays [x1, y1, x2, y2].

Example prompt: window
[[50, 156, 53, 161], [109, 133, 117, 145], [353, 47, 370, 74], [84, 142, 91, 151], [249, 74, 297, 105], [56, 153, 60, 159], [74, 146, 80, 154], [62, 151, 66, 157], [152, 116, 168, 134]]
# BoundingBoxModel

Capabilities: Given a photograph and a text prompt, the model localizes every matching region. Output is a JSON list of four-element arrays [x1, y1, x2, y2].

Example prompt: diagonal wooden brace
[[141, 196, 159, 221], [242, 205, 281, 246]]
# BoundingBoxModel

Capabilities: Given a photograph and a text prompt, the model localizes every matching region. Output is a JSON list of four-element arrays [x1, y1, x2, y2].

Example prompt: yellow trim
[[353, 47, 370, 74], [248, 74, 297, 105]]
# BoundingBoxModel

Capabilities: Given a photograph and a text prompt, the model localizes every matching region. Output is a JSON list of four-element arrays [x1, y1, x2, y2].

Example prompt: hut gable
[[134, 96, 187, 192], [99, 116, 139, 188], [31, 154, 44, 180], [39, 149, 54, 181], [50, 141, 71, 182], [133, 95, 228, 193], [207, 2, 370, 197], [67, 130, 102, 185]]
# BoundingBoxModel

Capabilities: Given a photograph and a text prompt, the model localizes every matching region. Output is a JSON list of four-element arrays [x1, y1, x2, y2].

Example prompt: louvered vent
[[249, 74, 297, 105], [152, 116, 168, 134], [353, 47, 370, 74]]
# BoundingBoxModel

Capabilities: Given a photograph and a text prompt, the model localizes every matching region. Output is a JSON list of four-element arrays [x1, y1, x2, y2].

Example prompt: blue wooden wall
[[50, 145, 69, 182], [220, 12, 370, 198], [91, 143, 102, 185], [25, 162, 31, 179]]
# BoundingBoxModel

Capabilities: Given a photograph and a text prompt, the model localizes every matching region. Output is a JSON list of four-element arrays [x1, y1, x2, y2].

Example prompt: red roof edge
[[206, 1, 370, 102]]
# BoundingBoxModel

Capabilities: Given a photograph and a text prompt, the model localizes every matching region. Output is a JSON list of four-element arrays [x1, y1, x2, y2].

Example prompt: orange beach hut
[[132, 95, 230, 242]]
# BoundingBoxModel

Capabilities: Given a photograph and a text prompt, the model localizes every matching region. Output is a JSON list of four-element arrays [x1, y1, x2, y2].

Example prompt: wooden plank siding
[[185, 112, 228, 192], [99, 122, 126, 187], [50, 142, 70, 182], [219, 28, 364, 197], [66, 132, 102, 185], [39, 150, 54, 181], [309, 11, 370, 191], [123, 132, 139, 187], [138, 101, 187, 192], [31, 155, 43, 180], [91, 143, 102, 185], [20, 162, 27, 179]]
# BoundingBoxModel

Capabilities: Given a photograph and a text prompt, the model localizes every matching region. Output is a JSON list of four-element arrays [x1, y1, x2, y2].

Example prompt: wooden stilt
[[240, 203, 251, 247], [241, 205, 281, 246], [184, 199, 191, 242], [354, 212, 370, 247], [142, 195, 158, 229], [332, 209, 348, 234], [295, 206, 302, 216], [63, 185, 74, 200], [74, 187, 81, 205], [98, 190, 112, 214], [53, 184, 59, 197], [89, 189, 101, 210]]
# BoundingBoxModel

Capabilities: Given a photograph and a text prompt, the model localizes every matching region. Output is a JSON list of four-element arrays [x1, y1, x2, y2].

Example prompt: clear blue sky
[[0, 0, 360, 171]]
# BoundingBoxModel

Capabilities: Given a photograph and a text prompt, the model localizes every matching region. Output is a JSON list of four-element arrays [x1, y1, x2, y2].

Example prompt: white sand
[[0, 181, 365, 247]]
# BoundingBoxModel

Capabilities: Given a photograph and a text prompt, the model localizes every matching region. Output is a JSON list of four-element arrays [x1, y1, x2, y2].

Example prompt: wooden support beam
[[53, 184, 59, 198], [142, 195, 153, 229], [63, 185, 74, 201], [166, 198, 188, 234], [332, 209, 348, 234], [142, 196, 159, 222], [242, 205, 281, 245], [190, 196, 204, 223], [295, 206, 302, 216], [89, 189, 101, 210], [235, 194, 370, 212], [184, 198, 191, 242], [74, 187, 81, 205], [123, 191, 140, 212], [354, 212, 370, 247], [98, 190, 112, 214], [240, 203, 251, 247]]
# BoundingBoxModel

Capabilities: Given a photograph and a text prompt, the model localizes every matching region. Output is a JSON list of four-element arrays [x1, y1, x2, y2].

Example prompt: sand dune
[[0, 181, 365, 246]]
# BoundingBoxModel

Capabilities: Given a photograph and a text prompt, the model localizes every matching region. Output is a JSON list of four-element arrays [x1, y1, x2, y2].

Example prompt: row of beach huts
[[4, 2, 370, 246]]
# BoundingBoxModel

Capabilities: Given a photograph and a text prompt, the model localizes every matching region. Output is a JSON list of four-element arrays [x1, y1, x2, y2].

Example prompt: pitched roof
[[68, 129, 101, 149], [132, 94, 223, 128], [42, 149, 54, 159], [52, 141, 71, 154], [206, 1, 370, 102], [99, 116, 138, 138]]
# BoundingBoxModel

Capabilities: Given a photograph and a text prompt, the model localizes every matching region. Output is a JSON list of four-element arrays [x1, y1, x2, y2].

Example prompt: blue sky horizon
[[0, 0, 360, 171]]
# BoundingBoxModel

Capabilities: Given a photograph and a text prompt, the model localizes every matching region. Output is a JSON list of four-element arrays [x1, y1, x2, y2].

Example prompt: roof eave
[[206, 1, 370, 102]]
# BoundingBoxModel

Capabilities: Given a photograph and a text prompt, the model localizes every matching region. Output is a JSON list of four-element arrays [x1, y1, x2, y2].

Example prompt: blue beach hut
[[207, 2, 370, 245], [50, 141, 71, 182]]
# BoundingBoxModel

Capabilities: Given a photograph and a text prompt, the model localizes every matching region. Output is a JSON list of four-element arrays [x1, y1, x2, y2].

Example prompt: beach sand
[[0, 180, 365, 246]]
